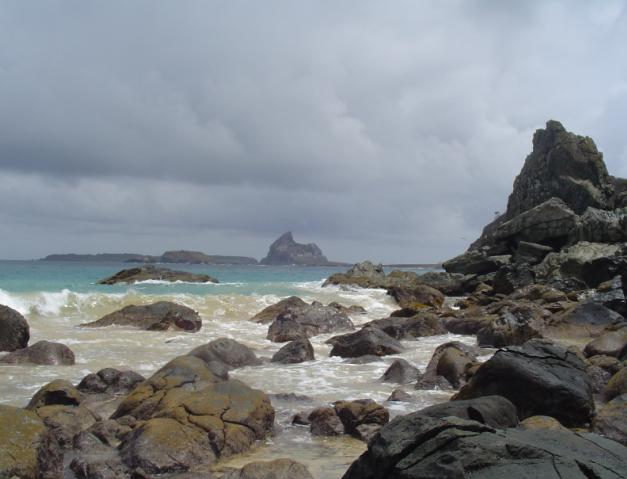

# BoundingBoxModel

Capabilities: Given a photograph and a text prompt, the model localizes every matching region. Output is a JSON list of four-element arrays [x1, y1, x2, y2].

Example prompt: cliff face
[[260, 232, 330, 266]]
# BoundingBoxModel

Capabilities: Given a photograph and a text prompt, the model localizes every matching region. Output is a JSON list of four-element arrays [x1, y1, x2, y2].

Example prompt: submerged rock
[[365, 310, 445, 340], [328, 327, 403, 358], [380, 358, 421, 384], [0, 340, 75, 365], [454, 339, 594, 427], [250, 296, 308, 324], [260, 232, 331, 265], [0, 304, 29, 352], [77, 368, 145, 395], [271, 338, 315, 364], [266, 303, 354, 342], [323, 261, 387, 288], [188, 337, 262, 378], [81, 301, 202, 332], [97, 265, 218, 284]]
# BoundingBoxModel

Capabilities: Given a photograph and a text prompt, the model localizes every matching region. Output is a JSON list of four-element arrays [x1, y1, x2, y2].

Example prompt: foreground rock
[[418, 341, 478, 389], [593, 394, 627, 446], [365, 310, 445, 340], [0, 304, 30, 352], [271, 338, 315, 364], [251, 296, 308, 324], [585, 327, 627, 358], [267, 302, 354, 342], [222, 459, 314, 479], [380, 359, 421, 384], [342, 415, 627, 479], [0, 405, 62, 479], [415, 395, 519, 428], [454, 339, 594, 427], [97, 265, 218, 284], [77, 368, 145, 394], [0, 340, 74, 365], [328, 327, 403, 358], [111, 355, 274, 474], [81, 301, 202, 332], [308, 400, 389, 442], [260, 232, 333, 265]]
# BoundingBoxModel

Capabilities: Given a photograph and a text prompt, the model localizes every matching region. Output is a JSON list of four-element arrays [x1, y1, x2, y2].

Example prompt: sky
[[0, 0, 626, 263]]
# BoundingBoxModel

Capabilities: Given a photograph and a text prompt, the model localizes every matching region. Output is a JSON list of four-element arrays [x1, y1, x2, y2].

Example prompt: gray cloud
[[0, 0, 626, 262]]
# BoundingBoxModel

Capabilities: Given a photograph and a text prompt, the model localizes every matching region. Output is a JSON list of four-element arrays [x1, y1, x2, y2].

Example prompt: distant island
[[260, 232, 349, 266], [42, 250, 258, 265]]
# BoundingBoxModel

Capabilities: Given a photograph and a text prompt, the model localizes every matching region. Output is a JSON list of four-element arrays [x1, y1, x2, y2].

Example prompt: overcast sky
[[0, 0, 626, 263]]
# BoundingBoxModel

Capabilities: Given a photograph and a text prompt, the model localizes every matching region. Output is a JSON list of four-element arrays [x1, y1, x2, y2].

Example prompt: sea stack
[[261, 232, 330, 266]]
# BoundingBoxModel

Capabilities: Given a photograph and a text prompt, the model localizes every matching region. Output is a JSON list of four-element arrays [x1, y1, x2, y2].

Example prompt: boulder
[[493, 198, 580, 247], [0, 405, 62, 479], [271, 338, 315, 364], [420, 342, 478, 389], [588, 354, 622, 375], [545, 302, 626, 339], [250, 296, 308, 324], [26, 379, 84, 410], [97, 266, 218, 284], [491, 263, 535, 294], [418, 395, 519, 428], [519, 415, 567, 431], [593, 394, 627, 446], [308, 407, 344, 436], [0, 304, 29, 352], [477, 301, 545, 347], [266, 304, 354, 342], [328, 302, 367, 315], [387, 388, 413, 402], [34, 405, 99, 449], [508, 283, 568, 303], [328, 327, 403, 358], [454, 339, 594, 427], [587, 275, 627, 316], [584, 327, 627, 358], [260, 232, 331, 266], [364, 310, 445, 340], [386, 283, 444, 310], [0, 340, 75, 365], [604, 367, 627, 402], [77, 368, 145, 394], [81, 301, 202, 332], [441, 308, 494, 335], [576, 207, 627, 243], [188, 337, 261, 378], [380, 359, 421, 384], [414, 271, 474, 296], [323, 261, 387, 288], [442, 250, 510, 275], [221, 459, 314, 479], [514, 241, 554, 265], [342, 415, 627, 479], [333, 399, 389, 441]]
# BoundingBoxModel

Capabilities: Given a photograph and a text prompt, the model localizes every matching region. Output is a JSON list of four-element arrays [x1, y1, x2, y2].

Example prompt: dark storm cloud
[[0, 0, 626, 261]]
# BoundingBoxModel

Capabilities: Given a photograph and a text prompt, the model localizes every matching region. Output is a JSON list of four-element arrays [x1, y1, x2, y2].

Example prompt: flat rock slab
[[98, 265, 218, 284]]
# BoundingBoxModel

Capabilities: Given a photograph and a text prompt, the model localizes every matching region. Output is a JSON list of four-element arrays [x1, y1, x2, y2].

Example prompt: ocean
[[0, 260, 473, 477]]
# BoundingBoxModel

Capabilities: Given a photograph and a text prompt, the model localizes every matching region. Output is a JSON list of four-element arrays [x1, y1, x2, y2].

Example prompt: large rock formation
[[260, 232, 331, 266], [97, 266, 218, 284]]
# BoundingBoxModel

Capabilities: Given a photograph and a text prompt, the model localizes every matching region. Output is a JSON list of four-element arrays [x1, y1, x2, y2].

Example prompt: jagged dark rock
[[77, 368, 145, 395], [81, 301, 202, 332], [419, 341, 478, 389], [260, 232, 331, 265], [250, 296, 309, 324], [97, 265, 218, 284], [266, 303, 354, 342], [365, 310, 445, 340], [327, 327, 403, 358], [0, 304, 29, 352], [271, 338, 315, 364], [417, 395, 519, 428], [380, 358, 421, 384]]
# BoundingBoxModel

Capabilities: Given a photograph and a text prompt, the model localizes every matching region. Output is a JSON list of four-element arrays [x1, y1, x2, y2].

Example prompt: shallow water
[[0, 261, 473, 478]]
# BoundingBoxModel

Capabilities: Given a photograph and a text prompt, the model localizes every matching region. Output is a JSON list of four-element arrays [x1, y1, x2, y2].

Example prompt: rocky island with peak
[[261, 232, 344, 266]]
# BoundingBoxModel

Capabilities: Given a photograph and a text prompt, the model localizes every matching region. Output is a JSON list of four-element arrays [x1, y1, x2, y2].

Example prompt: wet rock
[[519, 415, 567, 431], [323, 261, 387, 288], [365, 310, 445, 340], [387, 388, 413, 402], [491, 263, 535, 294], [415, 271, 474, 296], [545, 301, 626, 338], [514, 241, 554, 265], [442, 250, 511, 275], [308, 407, 344, 436], [593, 394, 627, 446], [588, 354, 622, 375], [342, 415, 627, 479], [441, 308, 494, 335], [113, 354, 274, 471], [333, 399, 389, 440], [221, 458, 314, 479], [81, 301, 203, 332], [0, 340, 75, 365], [77, 368, 145, 394], [70, 449, 130, 479], [291, 412, 311, 426], [266, 303, 354, 342], [380, 358, 421, 384], [119, 417, 215, 474], [420, 341, 478, 389], [477, 301, 545, 347], [188, 337, 262, 378], [420, 395, 518, 428], [454, 339, 594, 427], [328, 327, 403, 358], [588, 364, 612, 395], [271, 338, 315, 364], [386, 283, 444, 310], [0, 304, 29, 352], [87, 418, 133, 447], [34, 405, 99, 449], [0, 405, 62, 479], [328, 302, 367, 315], [250, 296, 308, 324], [260, 232, 331, 266], [508, 283, 568, 303], [97, 266, 218, 285], [26, 379, 85, 410], [604, 367, 627, 402], [415, 375, 452, 390], [588, 275, 627, 316], [584, 327, 627, 358]]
